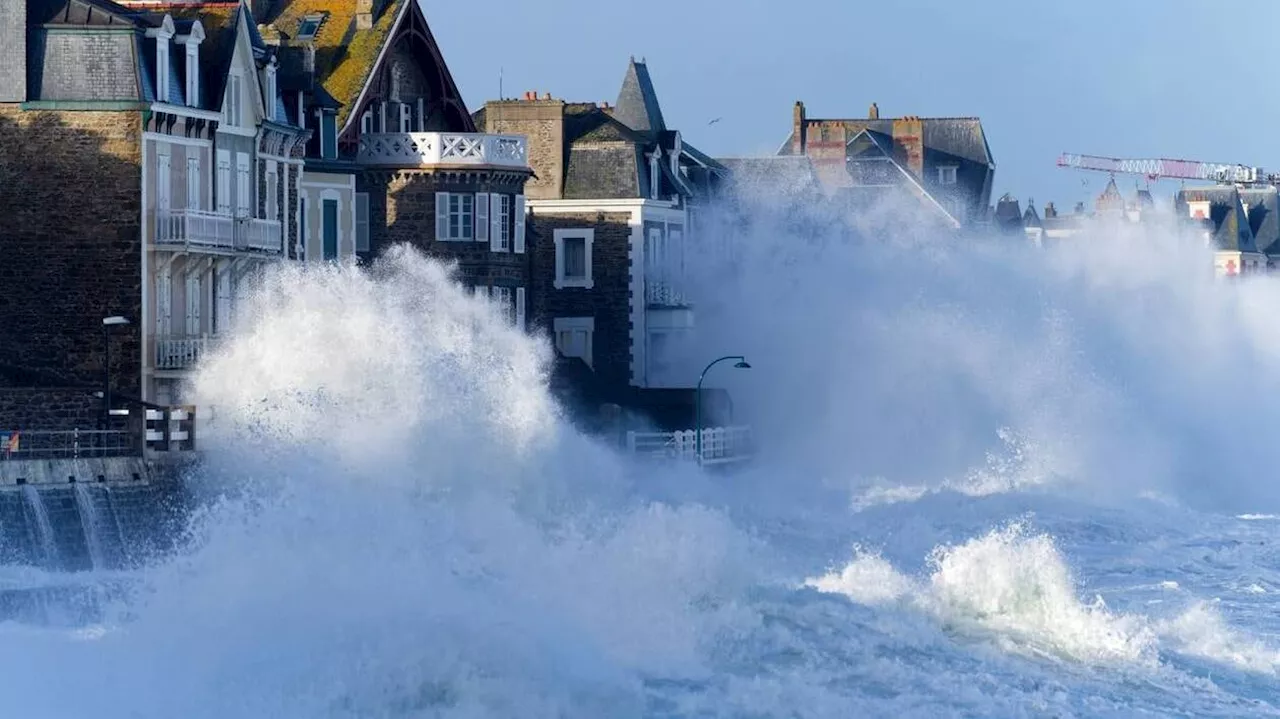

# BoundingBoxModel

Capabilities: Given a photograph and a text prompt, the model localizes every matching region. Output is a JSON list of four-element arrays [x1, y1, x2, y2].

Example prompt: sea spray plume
[[677, 174, 1280, 512], [0, 246, 768, 718]]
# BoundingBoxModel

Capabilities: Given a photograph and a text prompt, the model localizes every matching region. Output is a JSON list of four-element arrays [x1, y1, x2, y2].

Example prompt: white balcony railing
[[645, 278, 690, 307], [155, 209, 283, 254], [626, 426, 754, 466], [356, 132, 528, 169], [155, 335, 215, 370], [156, 208, 235, 249], [242, 218, 283, 252]]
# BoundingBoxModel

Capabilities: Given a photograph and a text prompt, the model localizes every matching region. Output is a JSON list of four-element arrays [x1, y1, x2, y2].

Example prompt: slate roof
[[153, 4, 238, 110], [613, 59, 665, 135], [778, 116, 993, 167], [717, 156, 819, 196], [25, 0, 153, 101], [29, 0, 142, 25], [1240, 187, 1280, 255], [1177, 187, 1259, 252]]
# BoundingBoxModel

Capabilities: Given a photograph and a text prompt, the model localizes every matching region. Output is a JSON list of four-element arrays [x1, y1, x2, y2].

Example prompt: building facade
[[477, 60, 726, 415], [779, 101, 995, 228], [253, 0, 533, 319]]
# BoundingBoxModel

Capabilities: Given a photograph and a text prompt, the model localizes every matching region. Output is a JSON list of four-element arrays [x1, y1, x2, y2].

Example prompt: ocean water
[[0, 213, 1278, 717]]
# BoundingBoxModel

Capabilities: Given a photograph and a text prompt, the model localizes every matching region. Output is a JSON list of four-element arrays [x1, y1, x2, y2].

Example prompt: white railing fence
[[357, 132, 528, 169], [155, 335, 215, 370], [626, 425, 753, 466], [144, 406, 196, 453], [155, 210, 283, 254]]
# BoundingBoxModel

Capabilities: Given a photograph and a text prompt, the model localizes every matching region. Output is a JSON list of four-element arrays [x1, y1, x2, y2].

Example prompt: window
[[265, 162, 278, 221], [355, 192, 370, 252], [490, 286, 513, 323], [399, 103, 412, 133], [515, 287, 525, 331], [225, 73, 242, 126], [490, 194, 511, 252], [155, 269, 172, 336], [320, 113, 337, 160], [434, 192, 474, 241], [215, 266, 232, 334], [649, 152, 661, 199], [554, 228, 593, 289], [157, 41, 170, 103], [296, 14, 323, 41], [322, 198, 338, 260], [156, 153, 172, 211], [185, 43, 198, 107], [235, 152, 251, 217], [941, 197, 965, 224], [553, 317, 594, 368], [215, 150, 231, 213], [186, 155, 200, 209], [185, 271, 201, 336], [938, 165, 958, 185], [264, 64, 277, 122], [360, 110, 373, 135]]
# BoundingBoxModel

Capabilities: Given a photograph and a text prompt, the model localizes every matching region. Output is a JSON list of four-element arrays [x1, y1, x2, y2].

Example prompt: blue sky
[[423, 0, 1280, 210]]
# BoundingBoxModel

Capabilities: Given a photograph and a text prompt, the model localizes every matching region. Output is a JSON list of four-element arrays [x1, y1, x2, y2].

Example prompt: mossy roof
[[263, 0, 405, 128]]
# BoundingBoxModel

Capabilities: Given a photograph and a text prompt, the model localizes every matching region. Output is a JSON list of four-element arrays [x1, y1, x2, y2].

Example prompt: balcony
[[156, 335, 216, 371], [356, 132, 528, 169], [645, 279, 690, 308], [155, 209, 283, 254]]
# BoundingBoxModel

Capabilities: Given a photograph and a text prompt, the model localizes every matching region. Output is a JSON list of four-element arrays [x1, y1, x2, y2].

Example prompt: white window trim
[[938, 165, 958, 185], [234, 152, 251, 218], [319, 188, 344, 259], [215, 148, 231, 213], [435, 191, 475, 241], [553, 316, 594, 368], [264, 62, 277, 122], [554, 228, 594, 289], [156, 41, 170, 104], [186, 154, 200, 209], [185, 43, 198, 107], [225, 72, 242, 127]]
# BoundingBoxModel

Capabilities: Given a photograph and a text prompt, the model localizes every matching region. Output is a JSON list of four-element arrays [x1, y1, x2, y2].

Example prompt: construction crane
[[1056, 153, 1280, 186]]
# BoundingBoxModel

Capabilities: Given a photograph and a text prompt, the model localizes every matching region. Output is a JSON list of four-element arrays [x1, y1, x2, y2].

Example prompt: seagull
[[708, 117, 722, 126]]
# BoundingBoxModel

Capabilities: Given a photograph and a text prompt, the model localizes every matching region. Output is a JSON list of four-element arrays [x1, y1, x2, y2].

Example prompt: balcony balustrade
[[356, 132, 528, 169], [155, 209, 283, 254], [155, 335, 216, 371]]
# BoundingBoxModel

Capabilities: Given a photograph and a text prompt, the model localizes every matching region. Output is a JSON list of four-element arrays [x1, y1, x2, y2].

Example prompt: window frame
[[553, 228, 594, 289]]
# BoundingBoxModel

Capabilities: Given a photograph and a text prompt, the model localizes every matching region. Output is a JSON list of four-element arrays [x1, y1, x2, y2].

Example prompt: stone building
[[1176, 186, 1266, 276], [0, 0, 343, 430], [475, 59, 727, 421], [251, 0, 534, 319], [779, 101, 995, 228]]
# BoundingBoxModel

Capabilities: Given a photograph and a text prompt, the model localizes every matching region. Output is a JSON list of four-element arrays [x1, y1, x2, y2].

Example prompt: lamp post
[[102, 316, 130, 427], [694, 355, 751, 462]]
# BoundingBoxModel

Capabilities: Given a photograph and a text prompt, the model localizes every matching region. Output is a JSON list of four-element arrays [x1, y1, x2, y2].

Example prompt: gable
[[260, 0, 473, 133]]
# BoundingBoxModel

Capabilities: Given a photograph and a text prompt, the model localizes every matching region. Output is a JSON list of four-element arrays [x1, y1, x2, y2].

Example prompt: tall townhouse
[[476, 59, 726, 422], [252, 0, 534, 319], [0, 0, 323, 431]]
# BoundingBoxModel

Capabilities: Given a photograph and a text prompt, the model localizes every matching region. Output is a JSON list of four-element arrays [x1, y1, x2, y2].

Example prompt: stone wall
[[0, 108, 143, 429], [371, 168, 533, 289], [479, 100, 565, 200], [529, 211, 633, 397], [0, 388, 101, 431]]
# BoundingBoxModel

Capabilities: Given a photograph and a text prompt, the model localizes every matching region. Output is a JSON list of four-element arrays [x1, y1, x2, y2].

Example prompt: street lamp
[[694, 355, 751, 462], [102, 316, 130, 427]]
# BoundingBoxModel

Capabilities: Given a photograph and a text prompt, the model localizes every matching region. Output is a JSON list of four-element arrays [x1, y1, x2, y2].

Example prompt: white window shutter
[[514, 194, 526, 254], [217, 268, 232, 334], [487, 193, 501, 251], [475, 192, 489, 244], [435, 192, 449, 240], [516, 287, 526, 331], [156, 270, 171, 336]]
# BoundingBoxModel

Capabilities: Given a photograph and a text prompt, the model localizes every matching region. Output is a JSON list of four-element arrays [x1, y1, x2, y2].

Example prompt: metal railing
[[155, 335, 215, 370], [155, 209, 283, 254], [625, 425, 753, 465], [356, 132, 529, 169], [0, 430, 138, 461], [645, 278, 690, 307]]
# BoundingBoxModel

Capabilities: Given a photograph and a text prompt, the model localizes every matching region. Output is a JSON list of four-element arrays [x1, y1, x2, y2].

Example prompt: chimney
[[355, 0, 373, 29], [0, 0, 26, 102], [303, 44, 316, 74], [868, 102, 879, 120], [792, 101, 806, 154], [1044, 202, 1057, 218], [1074, 201, 1086, 215], [483, 96, 566, 200], [892, 116, 924, 179], [542, 91, 552, 100]]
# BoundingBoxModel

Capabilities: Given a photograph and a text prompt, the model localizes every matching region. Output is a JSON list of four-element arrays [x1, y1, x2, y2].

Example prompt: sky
[[422, 0, 1280, 211]]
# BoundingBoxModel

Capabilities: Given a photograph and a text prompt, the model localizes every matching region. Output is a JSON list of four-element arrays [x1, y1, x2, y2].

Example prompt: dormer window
[[264, 60, 277, 122], [296, 14, 324, 41], [938, 165, 958, 185], [648, 151, 660, 200], [156, 40, 170, 103], [185, 43, 198, 106]]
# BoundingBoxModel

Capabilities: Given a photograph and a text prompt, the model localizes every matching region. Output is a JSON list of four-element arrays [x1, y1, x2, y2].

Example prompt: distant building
[[777, 101, 995, 228], [476, 59, 727, 427], [1175, 186, 1266, 276]]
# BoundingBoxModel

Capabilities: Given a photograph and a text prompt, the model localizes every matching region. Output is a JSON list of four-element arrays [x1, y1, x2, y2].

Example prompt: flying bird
[[708, 117, 723, 126]]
